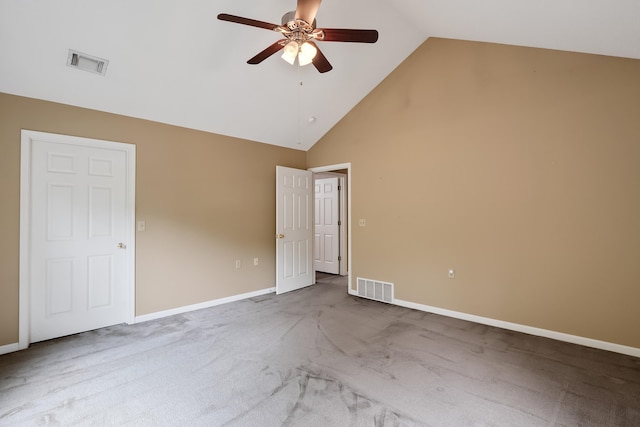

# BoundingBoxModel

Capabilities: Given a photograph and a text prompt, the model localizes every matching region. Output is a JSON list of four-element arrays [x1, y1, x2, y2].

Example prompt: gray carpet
[[1, 276, 639, 426]]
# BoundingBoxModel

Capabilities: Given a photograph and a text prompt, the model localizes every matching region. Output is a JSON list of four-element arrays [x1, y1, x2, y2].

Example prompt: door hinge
[[338, 220, 341, 226], [338, 185, 341, 191], [338, 255, 342, 261]]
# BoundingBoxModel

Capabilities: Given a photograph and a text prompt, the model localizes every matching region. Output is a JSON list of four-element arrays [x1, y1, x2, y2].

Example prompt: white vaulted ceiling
[[1, 0, 639, 151]]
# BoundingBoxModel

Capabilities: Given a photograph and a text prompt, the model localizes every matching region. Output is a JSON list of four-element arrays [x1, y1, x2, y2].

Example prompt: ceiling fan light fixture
[[281, 41, 299, 65], [298, 42, 317, 66], [218, 4, 378, 73]]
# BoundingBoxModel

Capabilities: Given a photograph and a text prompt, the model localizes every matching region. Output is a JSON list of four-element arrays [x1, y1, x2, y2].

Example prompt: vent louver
[[67, 49, 108, 76], [356, 277, 394, 304]]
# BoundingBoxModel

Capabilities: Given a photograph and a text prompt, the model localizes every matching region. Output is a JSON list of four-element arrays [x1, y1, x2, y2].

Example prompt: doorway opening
[[309, 163, 351, 291]]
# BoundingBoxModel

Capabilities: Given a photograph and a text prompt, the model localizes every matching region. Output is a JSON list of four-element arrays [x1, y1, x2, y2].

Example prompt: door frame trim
[[309, 163, 352, 290], [19, 130, 136, 349]]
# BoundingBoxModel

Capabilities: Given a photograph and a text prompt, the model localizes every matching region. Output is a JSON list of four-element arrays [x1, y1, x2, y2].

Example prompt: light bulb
[[298, 42, 317, 66], [281, 41, 299, 65]]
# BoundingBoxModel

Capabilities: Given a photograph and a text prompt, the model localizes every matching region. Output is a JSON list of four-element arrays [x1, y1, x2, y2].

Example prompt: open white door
[[276, 166, 313, 294]]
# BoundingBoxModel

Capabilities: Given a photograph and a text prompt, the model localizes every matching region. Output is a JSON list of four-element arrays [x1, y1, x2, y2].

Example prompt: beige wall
[[3, 38, 639, 350], [307, 38, 640, 348], [0, 93, 305, 346]]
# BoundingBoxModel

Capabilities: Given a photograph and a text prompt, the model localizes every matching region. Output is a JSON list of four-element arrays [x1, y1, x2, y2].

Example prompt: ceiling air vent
[[67, 49, 109, 76]]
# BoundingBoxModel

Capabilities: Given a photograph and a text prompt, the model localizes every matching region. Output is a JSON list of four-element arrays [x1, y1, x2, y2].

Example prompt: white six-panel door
[[314, 177, 340, 274], [22, 131, 134, 343], [276, 166, 313, 294]]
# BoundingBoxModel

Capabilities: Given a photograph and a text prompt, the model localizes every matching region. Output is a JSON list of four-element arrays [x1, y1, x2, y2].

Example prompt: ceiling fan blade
[[309, 42, 332, 73], [315, 28, 379, 43], [295, 0, 322, 25], [247, 40, 286, 64], [217, 13, 283, 31]]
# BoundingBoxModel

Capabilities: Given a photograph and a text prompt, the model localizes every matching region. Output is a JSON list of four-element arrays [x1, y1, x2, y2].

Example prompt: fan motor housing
[[282, 11, 316, 29]]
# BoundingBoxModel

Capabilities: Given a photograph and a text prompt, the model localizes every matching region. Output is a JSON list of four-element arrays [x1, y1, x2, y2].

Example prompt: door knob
[[276, 234, 285, 239], [117, 242, 126, 249]]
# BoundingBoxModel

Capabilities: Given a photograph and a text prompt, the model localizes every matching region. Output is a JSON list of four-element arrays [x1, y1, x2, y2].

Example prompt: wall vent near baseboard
[[356, 277, 394, 304]]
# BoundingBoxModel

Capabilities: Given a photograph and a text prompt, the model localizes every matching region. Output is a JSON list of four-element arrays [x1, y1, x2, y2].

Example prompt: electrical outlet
[[448, 269, 455, 279], [253, 257, 259, 266], [235, 259, 241, 269], [359, 219, 367, 227]]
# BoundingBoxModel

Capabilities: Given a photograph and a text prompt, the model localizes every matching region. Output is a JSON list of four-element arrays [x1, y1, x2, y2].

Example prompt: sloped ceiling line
[[0, 0, 638, 151]]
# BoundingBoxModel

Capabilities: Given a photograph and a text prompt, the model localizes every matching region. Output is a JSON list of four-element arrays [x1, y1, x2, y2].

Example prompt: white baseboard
[[133, 286, 276, 324], [0, 342, 20, 356], [348, 288, 639, 358]]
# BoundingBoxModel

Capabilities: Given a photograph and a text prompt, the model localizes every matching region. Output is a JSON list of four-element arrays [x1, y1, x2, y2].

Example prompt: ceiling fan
[[217, 0, 379, 73]]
